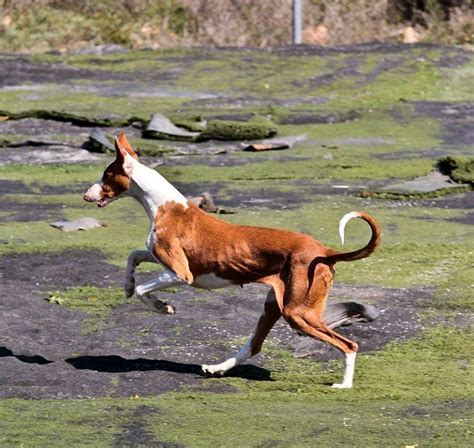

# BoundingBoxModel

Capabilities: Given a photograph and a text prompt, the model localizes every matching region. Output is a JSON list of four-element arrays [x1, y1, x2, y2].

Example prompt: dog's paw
[[156, 302, 176, 315], [148, 297, 176, 315], [201, 364, 226, 377], [331, 383, 352, 389]]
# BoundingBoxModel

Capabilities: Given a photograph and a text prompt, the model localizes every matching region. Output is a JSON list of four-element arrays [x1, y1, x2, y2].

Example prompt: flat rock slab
[[0, 146, 100, 165], [383, 171, 467, 193], [50, 217, 106, 232], [144, 113, 200, 140]]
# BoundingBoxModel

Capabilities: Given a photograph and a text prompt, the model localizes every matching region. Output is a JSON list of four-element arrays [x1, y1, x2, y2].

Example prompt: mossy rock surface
[[438, 156, 474, 185], [1, 44, 473, 448], [196, 119, 277, 141]]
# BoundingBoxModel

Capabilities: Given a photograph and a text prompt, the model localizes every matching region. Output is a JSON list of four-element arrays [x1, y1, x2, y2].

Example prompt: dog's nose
[[83, 183, 102, 202]]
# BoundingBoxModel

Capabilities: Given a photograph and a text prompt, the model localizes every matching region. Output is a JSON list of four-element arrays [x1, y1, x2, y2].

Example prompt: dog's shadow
[[1, 345, 272, 381], [0, 346, 53, 365], [65, 355, 273, 381]]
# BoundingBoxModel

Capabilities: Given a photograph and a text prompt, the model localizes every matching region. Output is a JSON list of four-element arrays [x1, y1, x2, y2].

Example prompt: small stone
[[242, 142, 289, 152], [187, 192, 234, 214], [50, 217, 106, 232]]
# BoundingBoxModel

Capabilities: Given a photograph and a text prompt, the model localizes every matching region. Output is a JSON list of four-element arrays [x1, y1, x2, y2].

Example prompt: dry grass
[[0, 0, 472, 52]]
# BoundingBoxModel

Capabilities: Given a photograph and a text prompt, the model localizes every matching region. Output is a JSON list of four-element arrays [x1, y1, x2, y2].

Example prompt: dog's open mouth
[[97, 197, 109, 208]]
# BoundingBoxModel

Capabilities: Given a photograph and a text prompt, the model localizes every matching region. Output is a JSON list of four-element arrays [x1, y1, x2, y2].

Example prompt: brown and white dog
[[84, 133, 381, 388]]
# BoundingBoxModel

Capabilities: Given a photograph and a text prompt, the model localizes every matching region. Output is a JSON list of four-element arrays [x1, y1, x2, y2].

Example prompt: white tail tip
[[339, 212, 360, 245]]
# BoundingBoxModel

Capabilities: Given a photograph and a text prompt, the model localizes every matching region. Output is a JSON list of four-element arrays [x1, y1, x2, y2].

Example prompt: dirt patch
[[0, 179, 32, 195], [0, 54, 128, 87], [113, 405, 177, 448], [173, 179, 360, 211], [432, 190, 474, 210], [0, 247, 439, 399], [0, 199, 65, 222], [271, 42, 471, 57], [372, 148, 446, 161], [279, 110, 360, 125], [410, 102, 474, 147], [293, 56, 361, 89], [447, 211, 474, 226], [183, 95, 328, 109], [0, 146, 100, 165], [291, 284, 432, 360]]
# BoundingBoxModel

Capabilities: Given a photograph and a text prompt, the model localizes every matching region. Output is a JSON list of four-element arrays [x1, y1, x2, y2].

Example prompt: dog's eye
[[101, 183, 112, 193]]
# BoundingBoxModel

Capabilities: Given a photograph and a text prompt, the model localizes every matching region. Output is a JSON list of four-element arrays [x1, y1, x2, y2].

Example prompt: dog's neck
[[127, 160, 188, 221]]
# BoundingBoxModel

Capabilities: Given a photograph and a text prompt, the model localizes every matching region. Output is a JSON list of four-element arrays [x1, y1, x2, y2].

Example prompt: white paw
[[331, 383, 352, 389], [201, 364, 226, 376], [150, 299, 175, 315], [159, 303, 176, 315], [137, 293, 176, 315]]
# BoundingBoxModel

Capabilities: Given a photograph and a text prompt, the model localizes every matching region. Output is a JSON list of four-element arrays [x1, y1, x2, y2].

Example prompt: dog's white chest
[[192, 273, 235, 290]]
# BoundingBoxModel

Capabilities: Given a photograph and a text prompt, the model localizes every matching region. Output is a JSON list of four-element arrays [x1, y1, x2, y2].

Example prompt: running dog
[[83, 133, 381, 388]]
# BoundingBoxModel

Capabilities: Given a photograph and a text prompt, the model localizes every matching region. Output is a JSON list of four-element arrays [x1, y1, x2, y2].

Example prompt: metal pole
[[293, 0, 302, 44]]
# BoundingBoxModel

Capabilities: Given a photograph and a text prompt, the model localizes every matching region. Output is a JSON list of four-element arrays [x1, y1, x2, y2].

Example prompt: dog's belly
[[192, 273, 236, 290]]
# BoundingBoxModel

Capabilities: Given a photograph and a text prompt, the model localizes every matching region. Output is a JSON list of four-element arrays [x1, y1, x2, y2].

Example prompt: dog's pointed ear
[[114, 135, 128, 162], [118, 132, 139, 160], [114, 135, 135, 176]]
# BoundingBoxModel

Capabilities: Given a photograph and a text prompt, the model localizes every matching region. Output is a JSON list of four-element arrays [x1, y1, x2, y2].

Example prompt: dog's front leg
[[153, 239, 194, 285], [202, 289, 281, 376], [124, 250, 158, 298], [135, 269, 184, 314]]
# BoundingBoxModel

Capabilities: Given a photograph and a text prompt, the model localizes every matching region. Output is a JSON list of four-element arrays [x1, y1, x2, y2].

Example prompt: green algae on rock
[[0, 109, 140, 127], [196, 119, 277, 142], [438, 156, 474, 185]]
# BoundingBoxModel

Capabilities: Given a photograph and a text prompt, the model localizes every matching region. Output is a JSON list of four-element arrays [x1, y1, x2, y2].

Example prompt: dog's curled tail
[[326, 211, 382, 263]]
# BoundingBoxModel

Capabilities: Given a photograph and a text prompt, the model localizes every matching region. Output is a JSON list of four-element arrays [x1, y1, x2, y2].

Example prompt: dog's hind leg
[[289, 312, 358, 388], [283, 262, 358, 388], [202, 288, 282, 376], [135, 269, 184, 314], [124, 250, 158, 298]]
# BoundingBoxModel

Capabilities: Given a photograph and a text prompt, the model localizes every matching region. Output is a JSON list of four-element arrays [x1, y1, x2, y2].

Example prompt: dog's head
[[83, 132, 139, 208]]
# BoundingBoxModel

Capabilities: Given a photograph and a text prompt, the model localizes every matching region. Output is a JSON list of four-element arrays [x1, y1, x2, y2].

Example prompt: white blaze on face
[[84, 182, 103, 202]]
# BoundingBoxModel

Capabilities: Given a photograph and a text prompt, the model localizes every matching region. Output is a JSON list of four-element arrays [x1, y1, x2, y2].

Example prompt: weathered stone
[[143, 114, 200, 140], [242, 142, 289, 152], [187, 192, 235, 214], [82, 128, 115, 153], [50, 217, 106, 232]]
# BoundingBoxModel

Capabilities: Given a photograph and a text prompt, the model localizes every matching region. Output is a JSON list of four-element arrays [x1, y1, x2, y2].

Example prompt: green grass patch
[[3, 47, 472, 122], [1, 326, 472, 447], [46, 286, 128, 335], [46, 286, 126, 316], [160, 156, 433, 183]]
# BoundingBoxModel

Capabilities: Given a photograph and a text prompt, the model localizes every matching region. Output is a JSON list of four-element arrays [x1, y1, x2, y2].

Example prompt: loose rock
[[50, 217, 106, 232], [143, 114, 200, 140], [188, 192, 235, 214], [243, 142, 289, 152], [82, 128, 115, 153]]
